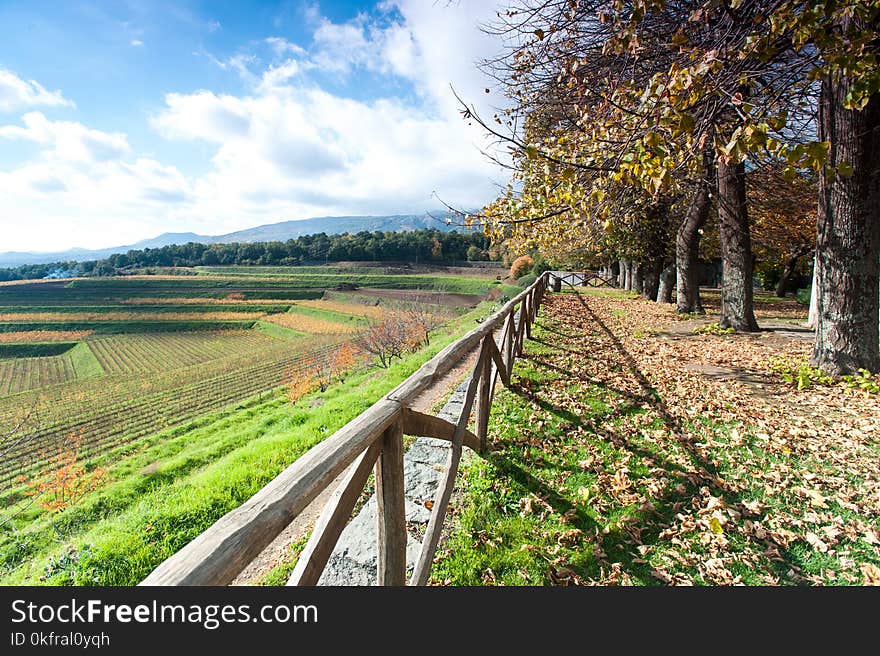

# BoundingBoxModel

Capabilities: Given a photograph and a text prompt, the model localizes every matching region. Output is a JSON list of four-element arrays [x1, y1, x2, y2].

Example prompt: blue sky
[[0, 1, 507, 252]]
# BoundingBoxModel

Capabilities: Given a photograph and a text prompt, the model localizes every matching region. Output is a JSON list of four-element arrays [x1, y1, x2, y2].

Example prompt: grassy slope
[[69, 342, 104, 379], [0, 302, 493, 585], [253, 321, 309, 340]]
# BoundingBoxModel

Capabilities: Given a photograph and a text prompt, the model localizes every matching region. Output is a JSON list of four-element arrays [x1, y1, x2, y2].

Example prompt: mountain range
[[0, 213, 474, 268]]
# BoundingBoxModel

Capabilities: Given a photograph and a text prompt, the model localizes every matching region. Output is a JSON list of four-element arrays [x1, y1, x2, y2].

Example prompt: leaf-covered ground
[[431, 289, 880, 586]]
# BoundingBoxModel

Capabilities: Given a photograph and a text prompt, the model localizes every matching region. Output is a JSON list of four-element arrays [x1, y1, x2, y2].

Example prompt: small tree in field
[[400, 296, 442, 347], [25, 432, 107, 516], [285, 368, 317, 404], [330, 342, 359, 383], [360, 311, 425, 368]]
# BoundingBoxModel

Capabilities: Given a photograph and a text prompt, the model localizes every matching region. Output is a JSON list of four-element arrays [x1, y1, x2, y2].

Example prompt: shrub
[[509, 255, 534, 280], [796, 286, 811, 306], [516, 273, 538, 288]]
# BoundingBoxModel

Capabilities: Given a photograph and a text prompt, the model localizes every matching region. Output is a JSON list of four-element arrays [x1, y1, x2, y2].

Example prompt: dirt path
[[231, 347, 479, 585]]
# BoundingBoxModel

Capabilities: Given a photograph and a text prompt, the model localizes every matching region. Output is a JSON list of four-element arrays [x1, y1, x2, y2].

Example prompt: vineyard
[[0, 266, 492, 506], [86, 331, 280, 374], [0, 351, 77, 395], [0, 337, 344, 487]]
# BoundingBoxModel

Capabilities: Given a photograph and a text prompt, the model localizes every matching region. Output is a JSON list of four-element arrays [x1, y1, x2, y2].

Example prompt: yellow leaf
[[709, 517, 724, 534]]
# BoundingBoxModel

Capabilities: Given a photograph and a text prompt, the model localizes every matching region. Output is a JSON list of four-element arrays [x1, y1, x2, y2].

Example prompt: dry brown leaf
[[860, 563, 880, 585]]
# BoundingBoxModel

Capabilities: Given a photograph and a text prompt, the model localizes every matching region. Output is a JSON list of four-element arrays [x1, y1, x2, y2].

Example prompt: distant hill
[[0, 213, 471, 268]]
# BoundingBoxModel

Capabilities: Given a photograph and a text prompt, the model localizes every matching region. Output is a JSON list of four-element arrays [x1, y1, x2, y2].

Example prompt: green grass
[[0, 300, 494, 585], [0, 304, 292, 314], [196, 268, 495, 295], [255, 536, 310, 585], [431, 293, 879, 587], [253, 321, 309, 340], [69, 342, 104, 379]]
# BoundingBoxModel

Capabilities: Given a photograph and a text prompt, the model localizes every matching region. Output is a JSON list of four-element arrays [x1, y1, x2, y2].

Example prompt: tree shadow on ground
[[482, 291, 804, 585]]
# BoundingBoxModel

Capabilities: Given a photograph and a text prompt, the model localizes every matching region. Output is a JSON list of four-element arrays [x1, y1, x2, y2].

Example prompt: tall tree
[[811, 72, 880, 374]]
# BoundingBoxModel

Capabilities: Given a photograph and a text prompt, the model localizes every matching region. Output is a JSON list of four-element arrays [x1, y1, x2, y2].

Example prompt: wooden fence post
[[475, 336, 493, 452], [375, 420, 406, 586]]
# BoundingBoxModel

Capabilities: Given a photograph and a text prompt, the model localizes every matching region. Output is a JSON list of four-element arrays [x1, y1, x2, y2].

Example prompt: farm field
[[0, 265, 503, 583]]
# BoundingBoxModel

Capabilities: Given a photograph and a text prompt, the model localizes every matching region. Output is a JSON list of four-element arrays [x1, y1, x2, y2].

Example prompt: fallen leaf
[[805, 531, 828, 553], [860, 563, 880, 586]]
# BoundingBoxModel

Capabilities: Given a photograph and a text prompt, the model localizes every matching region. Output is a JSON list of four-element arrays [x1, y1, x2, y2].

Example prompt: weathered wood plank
[[399, 408, 480, 452], [524, 294, 533, 340], [504, 312, 515, 381], [486, 336, 505, 401], [409, 340, 489, 585], [475, 337, 493, 452], [140, 399, 400, 586], [286, 441, 382, 586], [515, 303, 527, 356], [376, 421, 406, 586]]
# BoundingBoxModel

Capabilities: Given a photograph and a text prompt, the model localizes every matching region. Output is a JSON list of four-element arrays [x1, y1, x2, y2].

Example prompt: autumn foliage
[[360, 311, 430, 368], [509, 255, 534, 280], [24, 433, 107, 514], [285, 342, 363, 403]]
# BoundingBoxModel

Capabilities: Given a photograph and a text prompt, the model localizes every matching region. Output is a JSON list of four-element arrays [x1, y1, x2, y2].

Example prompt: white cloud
[[0, 112, 130, 163], [0, 3, 511, 252], [259, 59, 302, 89], [150, 91, 250, 142], [0, 68, 74, 113], [265, 37, 306, 57], [131, 39, 144, 47]]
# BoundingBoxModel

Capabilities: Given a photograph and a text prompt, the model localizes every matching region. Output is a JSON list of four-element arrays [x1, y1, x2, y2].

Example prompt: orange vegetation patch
[[0, 330, 94, 343], [264, 313, 357, 335], [295, 299, 386, 320], [0, 312, 263, 322]]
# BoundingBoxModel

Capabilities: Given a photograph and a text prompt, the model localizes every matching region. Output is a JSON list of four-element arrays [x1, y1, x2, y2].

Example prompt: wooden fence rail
[[141, 272, 552, 586]]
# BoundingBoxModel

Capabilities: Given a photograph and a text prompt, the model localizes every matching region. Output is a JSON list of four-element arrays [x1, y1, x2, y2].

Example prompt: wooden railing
[[140, 272, 550, 586], [549, 270, 616, 289]]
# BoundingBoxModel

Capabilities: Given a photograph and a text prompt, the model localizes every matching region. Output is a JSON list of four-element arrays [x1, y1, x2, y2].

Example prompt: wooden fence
[[141, 271, 551, 586], [549, 270, 616, 289]]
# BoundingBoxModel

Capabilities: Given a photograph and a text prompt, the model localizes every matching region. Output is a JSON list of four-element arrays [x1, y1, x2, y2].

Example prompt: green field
[[0, 265, 498, 585]]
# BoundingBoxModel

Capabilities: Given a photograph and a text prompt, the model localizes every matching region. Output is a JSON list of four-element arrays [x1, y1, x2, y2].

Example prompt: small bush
[[509, 255, 534, 280], [516, 273, 538, 288]]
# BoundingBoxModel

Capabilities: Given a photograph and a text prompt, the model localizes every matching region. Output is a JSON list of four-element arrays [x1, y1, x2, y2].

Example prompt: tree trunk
[[618, 259, 626, 288], [676, 173, 712, 314], [611, 261, 620, 287], [657, 264, 675, 303], [810, 74, 880, 375], [632, 262, 643, 294], [624, 259, 632, 290], [775, 247, 810, 298], [717, 155, 759, 331], [641, 259, 661, 301]]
